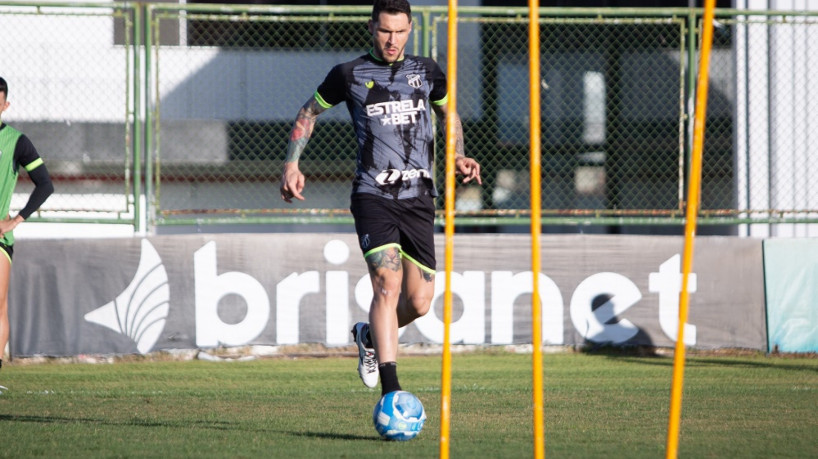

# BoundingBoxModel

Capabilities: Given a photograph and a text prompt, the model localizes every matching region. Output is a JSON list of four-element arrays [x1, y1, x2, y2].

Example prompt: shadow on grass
[[577, 327, 662, 358], [286, 430, 379, 441], [0, 414, 378, 441], [579, 346, 818, 373], [0, 414, 234, 429], [682, 357, 818, 373]]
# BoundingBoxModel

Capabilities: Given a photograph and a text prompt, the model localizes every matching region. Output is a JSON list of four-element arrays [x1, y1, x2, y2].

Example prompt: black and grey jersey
[[315, 50, 448, 199]]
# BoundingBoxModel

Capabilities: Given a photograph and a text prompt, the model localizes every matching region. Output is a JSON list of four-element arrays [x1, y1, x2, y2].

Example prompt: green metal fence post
[[132, 2, 144, 233]]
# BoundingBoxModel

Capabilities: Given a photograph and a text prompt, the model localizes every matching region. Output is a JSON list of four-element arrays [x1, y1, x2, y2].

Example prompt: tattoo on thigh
[[367, 248, 401, 272], [406, 263, 434, 283]]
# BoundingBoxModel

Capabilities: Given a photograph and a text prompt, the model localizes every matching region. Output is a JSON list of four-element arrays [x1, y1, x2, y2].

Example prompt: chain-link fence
[[722, 12, 818, 228], [432, 11, 690, 224], [0, 2, 135, 224], [148, 5, 373, 226], [3, 3, 818, 230]]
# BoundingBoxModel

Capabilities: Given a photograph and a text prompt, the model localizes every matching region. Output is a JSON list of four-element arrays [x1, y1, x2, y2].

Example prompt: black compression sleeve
[[18, 163, 54, 220]]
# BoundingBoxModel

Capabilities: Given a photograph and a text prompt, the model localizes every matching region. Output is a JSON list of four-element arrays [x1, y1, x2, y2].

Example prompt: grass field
[[1, 350, 816, 458]]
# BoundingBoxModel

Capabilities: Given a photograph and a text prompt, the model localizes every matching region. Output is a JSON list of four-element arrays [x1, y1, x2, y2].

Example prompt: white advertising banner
[[9, 234, 766, 357]]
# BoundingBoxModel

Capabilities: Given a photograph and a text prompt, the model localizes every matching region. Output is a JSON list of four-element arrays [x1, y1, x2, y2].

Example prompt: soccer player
[[280, 0, 481, 396], [0, 77, 54, 386]]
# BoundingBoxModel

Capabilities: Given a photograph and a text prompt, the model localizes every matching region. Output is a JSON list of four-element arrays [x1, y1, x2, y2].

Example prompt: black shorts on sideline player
[[350, 193, 436, 274], [0, 243, 13, 263]]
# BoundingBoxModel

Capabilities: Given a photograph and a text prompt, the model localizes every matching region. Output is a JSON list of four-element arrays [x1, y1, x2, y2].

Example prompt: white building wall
[[734, 0, 818, 237]]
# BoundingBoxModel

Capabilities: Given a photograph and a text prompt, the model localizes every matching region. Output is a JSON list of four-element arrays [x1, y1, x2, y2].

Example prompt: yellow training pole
[[528, 1, 544, 459], [440, 1, 458, 458], [666, 1, 716, 457]]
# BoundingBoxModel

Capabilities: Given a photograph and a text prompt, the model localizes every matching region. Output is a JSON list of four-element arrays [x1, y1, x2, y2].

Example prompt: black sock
[[0, 359, 3, 371], [379, 362, 402, 395]]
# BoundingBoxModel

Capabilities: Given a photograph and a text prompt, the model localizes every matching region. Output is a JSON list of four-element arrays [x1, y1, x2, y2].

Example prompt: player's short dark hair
[[0, 77, 7, 98], [372, 0, 412, 23]]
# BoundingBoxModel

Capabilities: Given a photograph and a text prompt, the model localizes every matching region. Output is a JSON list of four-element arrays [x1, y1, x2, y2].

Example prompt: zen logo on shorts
[[375, 168, 431, 186]]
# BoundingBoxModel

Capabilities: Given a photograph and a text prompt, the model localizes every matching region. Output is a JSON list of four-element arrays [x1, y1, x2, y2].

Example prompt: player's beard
[[382, 46, 402, 62], [375, 40, 405, 63]]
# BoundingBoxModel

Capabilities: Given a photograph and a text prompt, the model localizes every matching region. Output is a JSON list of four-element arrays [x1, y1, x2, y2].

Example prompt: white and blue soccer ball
[[372, 390, 426, 441]]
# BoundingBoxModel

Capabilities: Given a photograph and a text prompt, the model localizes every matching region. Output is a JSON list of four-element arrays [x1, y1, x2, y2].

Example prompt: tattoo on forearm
[[440, 110, 465, 159], [285, 99, 323, 164], [290, 118, 312, 142], [453, 113, 465, 158], [285, 138, 308, 164], [366, 248, 402, 273]]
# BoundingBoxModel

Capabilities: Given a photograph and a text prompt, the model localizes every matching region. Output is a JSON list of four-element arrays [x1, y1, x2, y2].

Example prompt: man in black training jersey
[[280, 0, 481, 396], [0, 77, 54, 390]]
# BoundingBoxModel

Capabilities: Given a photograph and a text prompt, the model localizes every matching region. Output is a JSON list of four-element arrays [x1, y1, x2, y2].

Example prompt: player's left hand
[[455, 157, 482, 185], [280, 163, 306, 203], [0, 214, 21, 237]]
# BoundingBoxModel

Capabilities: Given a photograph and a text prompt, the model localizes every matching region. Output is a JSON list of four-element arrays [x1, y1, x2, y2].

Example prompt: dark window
[[186, 0, 373, 48], [481, 0, 732, 6]]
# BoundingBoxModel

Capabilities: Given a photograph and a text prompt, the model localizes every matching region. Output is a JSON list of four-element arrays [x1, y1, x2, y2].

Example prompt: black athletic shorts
[[0, 243, 13, 263], [350, 192, 436, 274]]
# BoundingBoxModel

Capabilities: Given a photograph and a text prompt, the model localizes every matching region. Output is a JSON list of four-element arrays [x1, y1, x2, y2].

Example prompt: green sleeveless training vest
[[0, 124, 23, 246]]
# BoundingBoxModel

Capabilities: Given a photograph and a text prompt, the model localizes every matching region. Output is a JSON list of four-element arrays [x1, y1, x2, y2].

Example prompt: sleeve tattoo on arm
[[452, 112, 465, 159], [285, 98, 325, 164], [435, 104, 465, 159]]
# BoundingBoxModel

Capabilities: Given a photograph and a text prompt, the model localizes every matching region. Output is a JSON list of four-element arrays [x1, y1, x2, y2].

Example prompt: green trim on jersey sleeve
[[23, 157, 44, 172], [432, 94, 449, 106], [314, 91, 334, 109]]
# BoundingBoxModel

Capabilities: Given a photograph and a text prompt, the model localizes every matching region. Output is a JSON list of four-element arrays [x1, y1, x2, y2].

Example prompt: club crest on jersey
[[406, 74, 422, 89]]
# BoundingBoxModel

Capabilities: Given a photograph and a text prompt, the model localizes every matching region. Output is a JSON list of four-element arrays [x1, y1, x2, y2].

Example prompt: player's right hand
[[280, 163, 306, 203]]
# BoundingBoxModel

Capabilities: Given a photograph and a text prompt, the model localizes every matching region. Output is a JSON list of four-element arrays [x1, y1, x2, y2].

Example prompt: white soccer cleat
[[352, 322, 379, 389]]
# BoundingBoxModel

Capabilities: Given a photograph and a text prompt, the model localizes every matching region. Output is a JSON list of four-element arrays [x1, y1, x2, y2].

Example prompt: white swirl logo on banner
[[84, 239, 170, 354]]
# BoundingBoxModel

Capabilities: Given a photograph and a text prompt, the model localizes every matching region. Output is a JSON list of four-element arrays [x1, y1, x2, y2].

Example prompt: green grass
[[1, 351, 816, 458]]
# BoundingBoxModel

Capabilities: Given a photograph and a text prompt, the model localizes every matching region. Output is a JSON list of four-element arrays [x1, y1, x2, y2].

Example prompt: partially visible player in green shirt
[[0, 77, 54, 389]]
